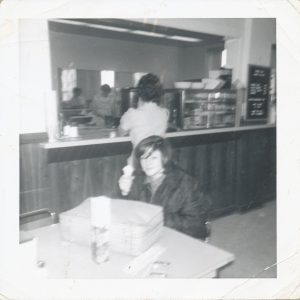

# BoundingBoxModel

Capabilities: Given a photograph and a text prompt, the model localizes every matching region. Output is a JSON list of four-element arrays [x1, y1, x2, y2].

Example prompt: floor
[[209, 200, 276, 278]]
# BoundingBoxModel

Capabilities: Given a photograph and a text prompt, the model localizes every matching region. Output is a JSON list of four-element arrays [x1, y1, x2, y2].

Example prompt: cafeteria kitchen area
[[17, 18, 276, 279]]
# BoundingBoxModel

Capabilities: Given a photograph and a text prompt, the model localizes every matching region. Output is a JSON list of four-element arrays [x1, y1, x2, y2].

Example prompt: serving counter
[[20, 124, 276, 222], [40, 124, 275, 162]]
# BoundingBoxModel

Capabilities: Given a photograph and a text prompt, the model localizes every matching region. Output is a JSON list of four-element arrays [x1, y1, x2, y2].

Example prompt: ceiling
[[49, 18, 225, 48]]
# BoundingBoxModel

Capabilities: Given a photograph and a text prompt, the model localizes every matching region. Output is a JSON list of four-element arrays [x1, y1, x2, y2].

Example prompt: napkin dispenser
[[59, 197, 164, 256]]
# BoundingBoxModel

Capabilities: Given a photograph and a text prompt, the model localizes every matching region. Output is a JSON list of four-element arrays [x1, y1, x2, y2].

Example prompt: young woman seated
[[117, 135, 211, 240]]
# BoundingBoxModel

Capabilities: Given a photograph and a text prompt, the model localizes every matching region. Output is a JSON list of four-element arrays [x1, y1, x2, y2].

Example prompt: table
[[20, 224, 234, 278]]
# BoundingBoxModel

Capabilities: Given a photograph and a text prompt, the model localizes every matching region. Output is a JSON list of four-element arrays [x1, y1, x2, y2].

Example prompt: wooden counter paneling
[[235, 128, 276, 211], [46, 141, 132, 163], [173, 139, 237, 217], [47, 154, 128, 213], [20, 127, 276, 219], [20, 142, 50, 215], [20, 132, 48, 144]]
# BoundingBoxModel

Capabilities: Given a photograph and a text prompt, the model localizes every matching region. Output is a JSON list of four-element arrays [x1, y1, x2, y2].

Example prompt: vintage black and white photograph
[[1, 1, 300, 298], [18, 18, 276, 279]]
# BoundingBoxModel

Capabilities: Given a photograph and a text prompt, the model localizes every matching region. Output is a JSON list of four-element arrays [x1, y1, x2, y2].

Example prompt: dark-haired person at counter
[[117, 135, 211, 240], [117, 73, 169, 155]]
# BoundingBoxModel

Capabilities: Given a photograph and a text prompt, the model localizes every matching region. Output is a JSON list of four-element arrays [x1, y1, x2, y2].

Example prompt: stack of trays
[[60, 198, 164, 256]]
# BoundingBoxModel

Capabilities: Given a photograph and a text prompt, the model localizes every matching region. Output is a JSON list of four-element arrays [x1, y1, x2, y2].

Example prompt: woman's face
[[140, 149, 164, 178]]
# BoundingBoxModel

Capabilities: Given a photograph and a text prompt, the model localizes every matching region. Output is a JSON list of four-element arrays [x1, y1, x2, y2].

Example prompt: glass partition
[[57, 68, 145, 136]]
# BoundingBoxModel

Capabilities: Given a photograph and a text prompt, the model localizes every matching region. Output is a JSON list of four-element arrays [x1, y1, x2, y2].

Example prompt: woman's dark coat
[[115, 165, 211, 240]]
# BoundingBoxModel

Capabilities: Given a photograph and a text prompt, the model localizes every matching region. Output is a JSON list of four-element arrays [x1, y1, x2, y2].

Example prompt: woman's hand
[[118, 174, 134, 196]]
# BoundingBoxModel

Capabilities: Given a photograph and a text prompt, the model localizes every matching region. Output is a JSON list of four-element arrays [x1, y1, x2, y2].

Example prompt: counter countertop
[[41, 124, 276, 149]]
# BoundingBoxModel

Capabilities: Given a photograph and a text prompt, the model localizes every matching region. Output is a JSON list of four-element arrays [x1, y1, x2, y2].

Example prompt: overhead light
[[131, 30, 166, 38], [51, 19, 130, 32], [85, 24, 130, 32], [51, 19, 203, 43], [51, 19, 86, 26], [167, 35, 202, 42], [131, 31, 202, 43]]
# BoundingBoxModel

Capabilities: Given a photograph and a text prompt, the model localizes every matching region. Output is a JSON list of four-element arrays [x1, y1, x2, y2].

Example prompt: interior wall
[[225, 18, 276, 86], [179, 45, 207, 80], [19, 19, 53, 134], [131, 18, 244, 38], [49, 31, 189, 89], [248, 18, 276, 66]]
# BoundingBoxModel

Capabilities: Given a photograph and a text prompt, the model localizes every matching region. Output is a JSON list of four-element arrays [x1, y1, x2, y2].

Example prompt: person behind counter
[[91, 84, 114, 128], [62, 87, 86, 109], [118, 135, 211, 240], [117, 73, 169, 165]]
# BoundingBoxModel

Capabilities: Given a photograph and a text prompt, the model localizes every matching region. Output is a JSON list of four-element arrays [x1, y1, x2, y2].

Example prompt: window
[[221, 49, 227, 67], [60, 68, 77, 101], [101, 70, 115, 87]]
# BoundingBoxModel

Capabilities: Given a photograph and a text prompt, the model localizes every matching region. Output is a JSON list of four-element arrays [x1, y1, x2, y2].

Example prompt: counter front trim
[[41, 124, 275, 163]]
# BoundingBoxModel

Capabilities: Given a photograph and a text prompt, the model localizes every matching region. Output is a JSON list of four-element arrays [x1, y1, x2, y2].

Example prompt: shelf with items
[[162, 89, 237, 130]]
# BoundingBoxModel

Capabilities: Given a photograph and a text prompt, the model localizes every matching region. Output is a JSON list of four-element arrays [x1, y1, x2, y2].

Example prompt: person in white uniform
[[118, 73, 169, 149]]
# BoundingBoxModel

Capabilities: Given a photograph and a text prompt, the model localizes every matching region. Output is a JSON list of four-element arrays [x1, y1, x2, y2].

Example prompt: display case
[[162, 89, 237, 130], [161, 90, 183, 130]]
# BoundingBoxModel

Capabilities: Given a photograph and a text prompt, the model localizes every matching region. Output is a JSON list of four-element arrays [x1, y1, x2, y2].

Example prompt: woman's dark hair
[[100, 84, 112, 93], [134, 135, 172, 173], [137, 73, 162, 104]]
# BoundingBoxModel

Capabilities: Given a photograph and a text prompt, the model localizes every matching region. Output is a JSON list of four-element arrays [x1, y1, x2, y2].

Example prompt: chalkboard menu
[[246, 65, 271, 120]]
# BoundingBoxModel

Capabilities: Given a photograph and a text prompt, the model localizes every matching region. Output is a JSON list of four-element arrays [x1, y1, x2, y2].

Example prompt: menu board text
[[246, 65, 271, 120]]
